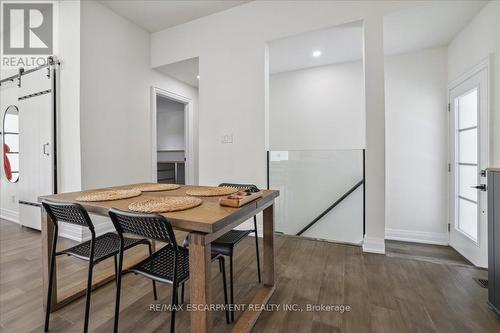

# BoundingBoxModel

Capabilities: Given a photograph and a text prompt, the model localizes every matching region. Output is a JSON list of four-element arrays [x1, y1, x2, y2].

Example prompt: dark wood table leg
[[231, 203, 276, 332], [263, 203, 275, 286], [189, 233, 212, 333]]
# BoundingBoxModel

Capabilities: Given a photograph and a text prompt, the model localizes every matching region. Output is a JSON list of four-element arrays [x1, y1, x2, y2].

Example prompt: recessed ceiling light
[[312, 50, 322, 58], [196, 75, 200, 79]]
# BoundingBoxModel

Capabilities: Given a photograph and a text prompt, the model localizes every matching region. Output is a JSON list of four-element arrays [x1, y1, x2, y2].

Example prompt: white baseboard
[[59, 221, 116, 242], [81, 221, 116, 242], [362, 236, 386, 254], [0, 208, 19, 224], [59, 223, 84, 242], [385, 228, 448, 245]]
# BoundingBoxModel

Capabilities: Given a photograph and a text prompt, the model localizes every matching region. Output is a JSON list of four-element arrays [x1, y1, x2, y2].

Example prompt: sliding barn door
[[18, 68, 55, 230]]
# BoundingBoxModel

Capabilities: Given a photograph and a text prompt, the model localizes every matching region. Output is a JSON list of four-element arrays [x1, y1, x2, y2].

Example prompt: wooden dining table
[[38, 184, 279, 333]]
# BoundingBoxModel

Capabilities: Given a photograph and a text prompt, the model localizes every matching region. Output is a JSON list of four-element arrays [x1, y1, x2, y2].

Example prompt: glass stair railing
[[268, 149, 364, 245]]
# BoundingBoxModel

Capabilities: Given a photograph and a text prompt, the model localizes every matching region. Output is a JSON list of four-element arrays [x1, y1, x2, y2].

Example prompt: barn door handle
[[43, 143, 50, 156], [471, 184, 486, 191]]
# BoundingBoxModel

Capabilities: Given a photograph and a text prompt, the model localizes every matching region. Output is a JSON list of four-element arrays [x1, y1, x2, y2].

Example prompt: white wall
[[58, 0, 82, 193], [361, 15, 387, 254], [80, 0, 199, 190], [151, 1, 418, 253], [157, 98, 185, 151], [269, 47, 448, 245], [269, 61, 364, 244], [269, 60, 365, 151], [385, 47, 449, 245], [448, 0, 500, 166]]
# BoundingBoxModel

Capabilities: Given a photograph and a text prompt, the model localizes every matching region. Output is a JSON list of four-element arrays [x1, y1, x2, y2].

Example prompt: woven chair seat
[[131, 244, 222, 284], [211, 230, 253, 256], [59, 232, 149, 263], [129, 245, 190, 284]]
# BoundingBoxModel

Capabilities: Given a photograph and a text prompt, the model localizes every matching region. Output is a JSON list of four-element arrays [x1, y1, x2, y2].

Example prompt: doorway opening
[[151, 88, 194, 185], [152, 57, 199, 185]]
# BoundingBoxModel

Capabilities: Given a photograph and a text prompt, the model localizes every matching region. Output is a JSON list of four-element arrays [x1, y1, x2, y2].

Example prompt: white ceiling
[[269, 1, 487, 74], [384, 0, 487, 56], [102, 1, 487, 79], [99, 0, 250, 33], [269, 21, 363, 74], [156, 57, 199, 88]]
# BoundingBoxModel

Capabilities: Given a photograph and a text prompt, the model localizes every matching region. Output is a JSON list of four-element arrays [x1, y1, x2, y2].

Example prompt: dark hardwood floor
[[1, 219, 499, 332]]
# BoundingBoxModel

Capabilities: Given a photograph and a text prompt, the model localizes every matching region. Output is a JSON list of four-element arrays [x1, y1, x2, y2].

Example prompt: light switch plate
[[270, 151, 289, 161], [221, 134, 233, 144]]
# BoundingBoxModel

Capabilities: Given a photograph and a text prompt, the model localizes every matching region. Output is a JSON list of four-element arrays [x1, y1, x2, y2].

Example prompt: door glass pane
[[458, 88, 478, 129], [8, 154, 19, 174], [3, 112, 19, 132], [455, 87, 479, 243], [459, 165, 477, 202], [4, 134, 19, 152], [459, 128, 477, 164], [458, 198, 478, 241]]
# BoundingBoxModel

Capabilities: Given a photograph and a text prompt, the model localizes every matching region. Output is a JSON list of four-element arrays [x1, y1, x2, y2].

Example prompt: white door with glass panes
[[449, 63, 489, 268]]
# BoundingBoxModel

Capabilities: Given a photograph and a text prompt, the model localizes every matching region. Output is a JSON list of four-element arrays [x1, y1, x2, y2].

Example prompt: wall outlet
[[221, 133, 233, 144], [11, 195, 16, 203]]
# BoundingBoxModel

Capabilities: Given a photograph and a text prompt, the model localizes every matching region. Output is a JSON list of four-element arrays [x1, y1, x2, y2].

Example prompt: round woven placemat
[[128, 196, 202, 213], [132, 183, 181, 192], [185, 186, 238, 197], [76, 189, 142, 202]]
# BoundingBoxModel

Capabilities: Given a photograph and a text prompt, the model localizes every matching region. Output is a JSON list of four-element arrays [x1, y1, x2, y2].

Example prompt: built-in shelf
[[157, 161, 185, 185]]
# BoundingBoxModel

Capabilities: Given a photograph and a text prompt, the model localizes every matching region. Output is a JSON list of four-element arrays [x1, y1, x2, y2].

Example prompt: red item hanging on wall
[[4, 144, 12, 181]]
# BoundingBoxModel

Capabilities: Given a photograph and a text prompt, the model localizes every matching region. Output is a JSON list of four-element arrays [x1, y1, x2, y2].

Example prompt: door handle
[[43, 142, 50, 156], [471, 184, 487, 191]]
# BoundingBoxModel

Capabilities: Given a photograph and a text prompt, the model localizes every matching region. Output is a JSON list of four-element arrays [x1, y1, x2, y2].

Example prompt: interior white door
[[18, 68, 54, 230], [449, 65, 489, 268]]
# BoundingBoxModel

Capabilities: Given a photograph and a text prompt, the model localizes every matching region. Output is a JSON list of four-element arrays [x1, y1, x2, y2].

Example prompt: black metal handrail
[[296, 179, 364, 236]]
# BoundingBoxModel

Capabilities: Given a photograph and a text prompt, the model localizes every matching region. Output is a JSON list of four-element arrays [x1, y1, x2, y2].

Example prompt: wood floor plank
[[312, 242, 346, 332], [342, 245, 372, 333]]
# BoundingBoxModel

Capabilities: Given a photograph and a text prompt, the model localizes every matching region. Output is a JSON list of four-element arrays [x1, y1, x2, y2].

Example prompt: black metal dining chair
[[108, 208, 230, 333], [193, 183, 262, 322], [42, 200, 154, 333]]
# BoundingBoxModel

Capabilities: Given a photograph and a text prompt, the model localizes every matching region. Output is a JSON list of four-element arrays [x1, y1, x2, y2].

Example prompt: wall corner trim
[[362, 236, 386, 254]]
